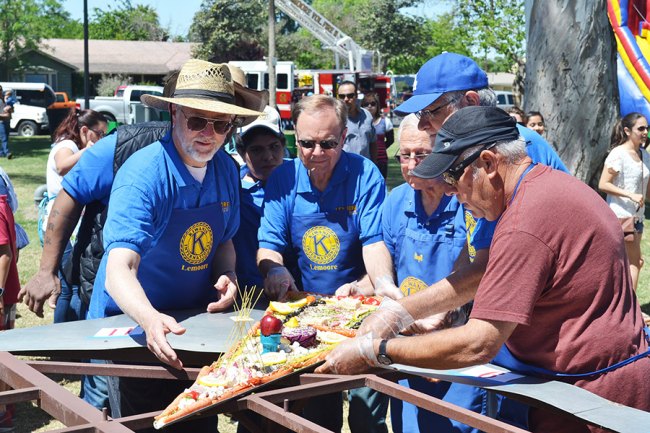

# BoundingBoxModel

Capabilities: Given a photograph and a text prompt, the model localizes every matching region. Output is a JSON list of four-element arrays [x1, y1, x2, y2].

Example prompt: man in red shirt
[[318, 106, 650, 432]]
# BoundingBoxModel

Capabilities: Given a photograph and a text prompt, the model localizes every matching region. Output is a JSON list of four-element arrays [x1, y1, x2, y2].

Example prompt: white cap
[[240, 105, 283, 139]]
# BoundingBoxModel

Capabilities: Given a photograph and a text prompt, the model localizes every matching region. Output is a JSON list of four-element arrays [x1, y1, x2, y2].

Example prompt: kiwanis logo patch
[[180, 222, 213, 265], [400, 276, 427, 297], [302, 226, 340, 265]]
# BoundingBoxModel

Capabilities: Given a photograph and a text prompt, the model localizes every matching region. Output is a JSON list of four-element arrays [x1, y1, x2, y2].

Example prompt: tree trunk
[[525, 0, 618, 185]]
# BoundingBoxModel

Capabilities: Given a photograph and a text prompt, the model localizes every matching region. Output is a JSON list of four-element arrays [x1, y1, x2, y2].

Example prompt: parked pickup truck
[[49, 92, 78, 110], [77, 85, 164, 124]]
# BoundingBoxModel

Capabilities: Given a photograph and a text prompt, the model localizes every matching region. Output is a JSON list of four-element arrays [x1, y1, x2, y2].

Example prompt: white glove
[[357, 297, 415, 339], [316, 333, 379, 375]]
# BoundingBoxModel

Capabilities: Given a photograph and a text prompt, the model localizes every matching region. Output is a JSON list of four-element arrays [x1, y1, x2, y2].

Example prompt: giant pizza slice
[[153, 293, 381, 429]]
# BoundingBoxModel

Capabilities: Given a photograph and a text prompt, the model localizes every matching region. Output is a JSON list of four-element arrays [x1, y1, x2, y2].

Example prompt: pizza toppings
[[282, 326, 318, 348]]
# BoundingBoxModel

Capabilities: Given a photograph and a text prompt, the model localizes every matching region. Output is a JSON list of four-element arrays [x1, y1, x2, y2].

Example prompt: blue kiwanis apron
[[289, 184, 363, 295], [391, 193, 486, 433], [103, 202, 225, 315]]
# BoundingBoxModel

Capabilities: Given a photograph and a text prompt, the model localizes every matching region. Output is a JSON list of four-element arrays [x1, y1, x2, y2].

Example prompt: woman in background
[[44, 108, 107, 322], [599, 112, 650, 290], [362, 92, 393, 178], [526, 110, 545, 135]]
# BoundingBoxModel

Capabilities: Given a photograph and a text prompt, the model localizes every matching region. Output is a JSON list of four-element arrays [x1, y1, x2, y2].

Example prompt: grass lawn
[[2, 136, 649, 430]]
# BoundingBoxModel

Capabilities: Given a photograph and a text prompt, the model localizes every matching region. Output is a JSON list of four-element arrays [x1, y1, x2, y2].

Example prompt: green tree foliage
[[190, 0, 267, 63], [89, 0, 167, 41], [454, 0, 525, 72]]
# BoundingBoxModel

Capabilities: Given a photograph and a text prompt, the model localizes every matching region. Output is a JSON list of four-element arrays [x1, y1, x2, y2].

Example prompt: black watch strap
[[377, 339, 393, 365]]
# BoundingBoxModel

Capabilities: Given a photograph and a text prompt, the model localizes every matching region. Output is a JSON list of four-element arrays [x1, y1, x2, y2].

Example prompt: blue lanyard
[[508, 163, 536, 206]]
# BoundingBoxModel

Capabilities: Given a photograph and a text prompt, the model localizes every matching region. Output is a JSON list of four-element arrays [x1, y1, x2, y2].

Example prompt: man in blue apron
[[382, 114, 495, 433], [257, 94, 389, 432], [319, 107, 650, 433], [88, 59, 264, 433]]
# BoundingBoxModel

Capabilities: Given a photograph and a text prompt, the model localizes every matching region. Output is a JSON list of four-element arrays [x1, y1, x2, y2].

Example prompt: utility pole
[[268, 0, 277, 108], [83, 0, 90, 108]]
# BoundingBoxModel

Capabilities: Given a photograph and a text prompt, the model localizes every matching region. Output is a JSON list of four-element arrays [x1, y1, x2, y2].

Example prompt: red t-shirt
[[471, 166, 650, 431], [0, 195, 19, 304]]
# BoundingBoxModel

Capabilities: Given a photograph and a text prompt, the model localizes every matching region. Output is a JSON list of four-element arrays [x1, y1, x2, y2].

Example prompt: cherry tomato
[[363, 297, 380, 306], [187, 390, 200, 400], [351, 295, 365, 301]]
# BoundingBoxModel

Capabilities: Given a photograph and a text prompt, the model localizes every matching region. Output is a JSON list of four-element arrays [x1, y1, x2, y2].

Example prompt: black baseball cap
[[410, 106, 520, 179]]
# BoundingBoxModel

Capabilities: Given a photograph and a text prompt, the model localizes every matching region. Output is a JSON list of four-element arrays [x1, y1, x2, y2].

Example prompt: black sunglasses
[[337, 93, 357, 100], [180, 108, 237, 134], [297, 138, 339, 150], [442, 143, 497, 186], [362, 101, 377, 108]]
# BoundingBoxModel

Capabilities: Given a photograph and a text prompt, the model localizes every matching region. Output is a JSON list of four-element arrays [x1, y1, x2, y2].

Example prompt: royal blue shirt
[[101, 130, 240, 257], [233, 165, 266, 289], [62, 133, 118, 205], [259, 152, 385, 253]]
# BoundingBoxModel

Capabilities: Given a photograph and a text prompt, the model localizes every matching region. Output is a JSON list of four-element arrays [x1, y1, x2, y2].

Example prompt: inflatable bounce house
[[608, 0, 650, 119]]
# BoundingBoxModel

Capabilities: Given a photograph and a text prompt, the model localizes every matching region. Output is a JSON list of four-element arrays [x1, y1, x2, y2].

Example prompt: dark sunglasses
[[362, 101, 377, 108], [180, 108, 237, 134], [297, 139, 339, 150], [337, 93, 357, 100], [442, 143, 497, 186], [637, 126, 648, 132]]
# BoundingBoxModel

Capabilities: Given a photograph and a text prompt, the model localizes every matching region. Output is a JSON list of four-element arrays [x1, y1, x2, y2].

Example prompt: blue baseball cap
[[395, 53, 489, 115]]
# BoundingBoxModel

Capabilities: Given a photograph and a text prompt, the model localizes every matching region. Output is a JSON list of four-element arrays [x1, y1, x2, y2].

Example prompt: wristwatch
[[377, 339, 393, 366]]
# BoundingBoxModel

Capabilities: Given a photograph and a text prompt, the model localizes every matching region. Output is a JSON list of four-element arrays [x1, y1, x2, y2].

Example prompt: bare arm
[[106, 247, 186, 369], [257, 247, 284, 276], [18, 190, 83, 317], [53, 147, 89, 176], [361, 241, 402, 299], [0, 244, 12, 318], [206, 239, 237, 312], [599, 165, 644, 209]]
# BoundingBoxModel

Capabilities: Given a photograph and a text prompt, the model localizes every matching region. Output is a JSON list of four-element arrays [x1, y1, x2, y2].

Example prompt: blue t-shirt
[[62, 133, 117, 206], [259, 152, 384, 253], [88, 132, 240, 319], [233, 166, 266, 289]]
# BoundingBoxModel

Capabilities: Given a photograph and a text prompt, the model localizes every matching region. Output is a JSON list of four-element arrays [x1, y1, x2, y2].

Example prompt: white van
[[495, 90, 515, 109], [0, 82, 56, 136]]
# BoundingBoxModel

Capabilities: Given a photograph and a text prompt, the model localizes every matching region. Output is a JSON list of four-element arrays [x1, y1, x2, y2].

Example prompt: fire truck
[[229, 0, 392, 128]]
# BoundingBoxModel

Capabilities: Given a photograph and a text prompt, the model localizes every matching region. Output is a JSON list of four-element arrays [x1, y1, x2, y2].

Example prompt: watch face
[[377, 354, 392, 366]]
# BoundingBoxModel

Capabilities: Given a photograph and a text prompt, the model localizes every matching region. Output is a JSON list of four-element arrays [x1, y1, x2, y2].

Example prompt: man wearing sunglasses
[[337, 80, 377, 162], [320, 107, 650, 432], [257, 94, 389, 433]]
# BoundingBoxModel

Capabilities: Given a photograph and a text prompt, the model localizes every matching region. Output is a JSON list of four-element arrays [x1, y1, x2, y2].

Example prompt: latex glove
[[402, 312, 449, 335], [207, 272, 238, 312], [335, 278, 374, 297], [141, 311, 186, 370], [357, 297, 415, 339], [264, 267, 298, 301], [315, 333, 379, 375], [18, 270, 61, 318], [373, 275, 404, 300]]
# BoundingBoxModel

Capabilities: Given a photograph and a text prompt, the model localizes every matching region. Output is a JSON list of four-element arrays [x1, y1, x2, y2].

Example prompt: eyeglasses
[[297, 138, 340, 150], [638, 126, 648, 132], [90, 128, 106, 138], [179, 108, 236, 134], [361, 101, 377, 108], [337, 93, 357, 100], [394, 152, 431, 164], [415, 99, 454, 121], [441, 143, 497, 186]]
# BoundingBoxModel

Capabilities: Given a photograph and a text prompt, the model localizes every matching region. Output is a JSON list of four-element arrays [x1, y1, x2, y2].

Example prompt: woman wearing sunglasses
[[599, 112, 650, 290], [42, 108, 107, 323], [361, 92, 393, 178]]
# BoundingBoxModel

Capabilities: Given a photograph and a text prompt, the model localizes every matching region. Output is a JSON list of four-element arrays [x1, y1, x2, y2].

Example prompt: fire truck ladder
[[274, 0, 373, 71]]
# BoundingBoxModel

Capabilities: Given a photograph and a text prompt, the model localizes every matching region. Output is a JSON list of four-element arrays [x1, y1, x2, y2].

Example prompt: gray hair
[[459, 137, 527, 179], [442, 87, 498, 110], [397, 113, 420, 142], [292, 94, 347, 132]]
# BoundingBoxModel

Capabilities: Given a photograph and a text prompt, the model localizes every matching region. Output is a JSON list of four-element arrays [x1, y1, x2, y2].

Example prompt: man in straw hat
[[318, 106, 650, 433], [79, 59, 263, 430]]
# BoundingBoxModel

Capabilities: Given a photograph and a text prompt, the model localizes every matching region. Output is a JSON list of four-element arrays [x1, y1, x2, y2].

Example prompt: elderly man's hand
[[207, 272, 238, 312], [263, 267, 298, 301], [357, 297, 415, 339], [141, 312, 186, 370], [315, 334, 380, 375], [18, 270, 61, 318]]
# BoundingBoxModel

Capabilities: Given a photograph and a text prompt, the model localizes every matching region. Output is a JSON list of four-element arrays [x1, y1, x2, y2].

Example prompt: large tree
[[89, 0, 167, 41], [525, 0, 617, 182]]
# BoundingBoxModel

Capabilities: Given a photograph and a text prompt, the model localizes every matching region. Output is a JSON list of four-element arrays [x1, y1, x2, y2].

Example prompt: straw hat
[[141, 59, 265, 119], [228, 64, 269, 126]]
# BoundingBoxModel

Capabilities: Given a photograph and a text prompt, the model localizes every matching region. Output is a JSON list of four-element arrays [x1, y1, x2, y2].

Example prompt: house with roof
[[7, 38, 194, 98]]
